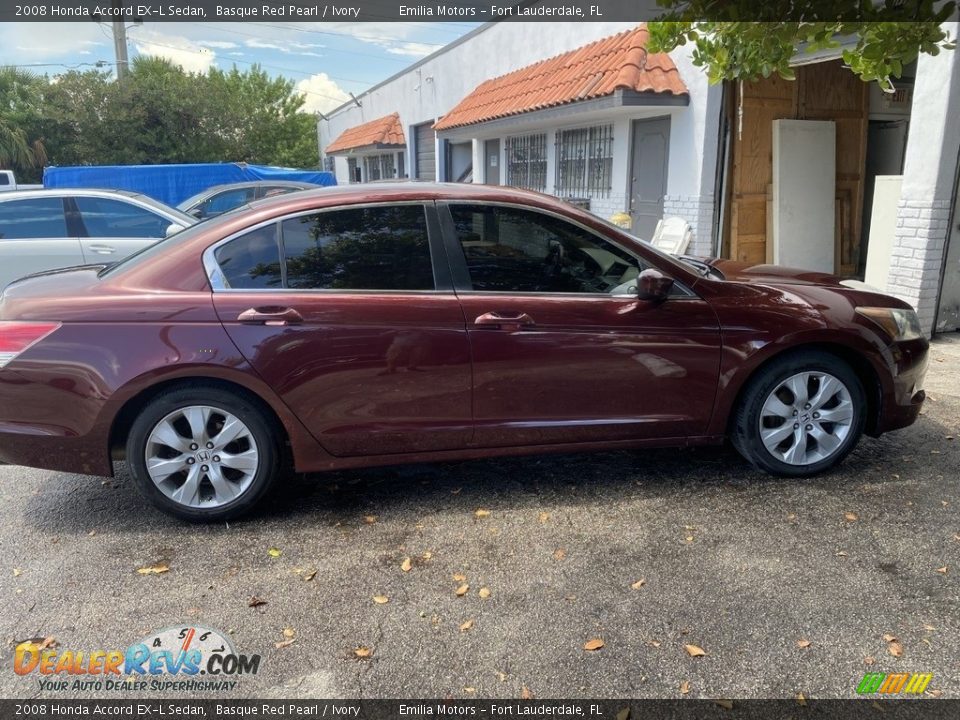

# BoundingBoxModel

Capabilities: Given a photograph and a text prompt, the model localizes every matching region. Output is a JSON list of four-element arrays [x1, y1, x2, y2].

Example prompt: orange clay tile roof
[[325, 112, 406, 154], [434, 25, 687, 131]]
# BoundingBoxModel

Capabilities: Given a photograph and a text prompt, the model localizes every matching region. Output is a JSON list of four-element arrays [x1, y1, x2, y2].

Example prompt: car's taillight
[[0, 322, 61, 368]]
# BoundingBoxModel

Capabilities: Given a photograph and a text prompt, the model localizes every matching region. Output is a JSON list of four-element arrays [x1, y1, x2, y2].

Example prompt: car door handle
[[237, 307, 303, 326], [474, 311, 535, 331], [87, 244, 116, 254]]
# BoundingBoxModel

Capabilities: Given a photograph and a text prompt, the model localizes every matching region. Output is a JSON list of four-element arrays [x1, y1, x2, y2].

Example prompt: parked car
[[0, 170, 43, 192], [0, 188, 195, 288], [0, 184, 928, 521], [177, 181, 319, 220]]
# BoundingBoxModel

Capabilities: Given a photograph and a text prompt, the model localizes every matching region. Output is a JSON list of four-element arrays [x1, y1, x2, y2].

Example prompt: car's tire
[[126, 385, 281, 522], [731, 350, 866, 477]]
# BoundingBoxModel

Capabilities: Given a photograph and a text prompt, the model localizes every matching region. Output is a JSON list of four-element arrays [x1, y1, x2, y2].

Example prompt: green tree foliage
[[648, 2, 957, 90], [0, 57, 319, 179]]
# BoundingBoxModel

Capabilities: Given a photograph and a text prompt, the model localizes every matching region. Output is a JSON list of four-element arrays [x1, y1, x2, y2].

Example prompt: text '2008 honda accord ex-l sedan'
[[0, 184, 928, 521]]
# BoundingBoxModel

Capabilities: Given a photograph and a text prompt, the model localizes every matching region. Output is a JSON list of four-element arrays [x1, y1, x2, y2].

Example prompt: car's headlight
[[855, 306, 924, 341]]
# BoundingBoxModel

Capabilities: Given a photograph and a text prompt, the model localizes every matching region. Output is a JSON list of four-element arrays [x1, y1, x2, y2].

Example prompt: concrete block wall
[[663, 194, 716, 255]]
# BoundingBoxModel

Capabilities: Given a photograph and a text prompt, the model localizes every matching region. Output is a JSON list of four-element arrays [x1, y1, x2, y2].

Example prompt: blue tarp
[[43, 163, 336, 206]]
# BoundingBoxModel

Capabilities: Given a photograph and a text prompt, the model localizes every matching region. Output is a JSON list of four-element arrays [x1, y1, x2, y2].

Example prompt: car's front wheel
[[126, 385, 280, 521], [732, 351, 866, 476]]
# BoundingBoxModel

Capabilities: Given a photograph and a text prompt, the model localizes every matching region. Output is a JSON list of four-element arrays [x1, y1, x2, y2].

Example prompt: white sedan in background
[[0, 188, 196, 288]]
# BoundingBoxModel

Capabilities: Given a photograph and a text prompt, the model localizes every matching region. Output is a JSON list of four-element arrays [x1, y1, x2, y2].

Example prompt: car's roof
[[0, 187, 148, 200]]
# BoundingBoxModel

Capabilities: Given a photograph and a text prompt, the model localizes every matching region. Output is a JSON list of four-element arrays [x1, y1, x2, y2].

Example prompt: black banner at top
[[1, 0, 958, 23]]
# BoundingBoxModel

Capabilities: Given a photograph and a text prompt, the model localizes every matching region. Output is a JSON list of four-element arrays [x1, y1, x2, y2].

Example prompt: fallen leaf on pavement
[[453, 573, 467, 582], [303, 570, 317, 582], [267, 548, 282, 558], [363, 515, 377, 524], [478, 587, 491, 599], [137, 563, 169, 575], [844, 512, 858, 522], [583, 638, 604, 651], [13, 568, 22, 577], [680, 681, 690, 695], [795, 692, 806, 706], [521, 686, 533, 700], [923, 624, 936, 631], [882, 633, 898, 643], [553, 548, 566, 561], [864, 656, 875, 665], [647, 640, 661, 648], [797, 639, 812, 649], [888, 642, 904, 657], [935, 566, 948, 574], [373, 595, 389, 605], [274, 639, 295, 649], [475, 509, 491, 518], [248, 596, 267, 608], [400, 557, 412, 572], [631, 579, 646, 590], [455, 583, 470, 596], [422, 551, 433, 560], [460, 619, 474, 632], [354, 646, 372, 659], [714, 700, 733, 710], [539, 512, 550, 523], [450, 487, 461, 495], [463, 687, 476, 693], [684, 644, 707, 657], [615, 708, 629, 720]]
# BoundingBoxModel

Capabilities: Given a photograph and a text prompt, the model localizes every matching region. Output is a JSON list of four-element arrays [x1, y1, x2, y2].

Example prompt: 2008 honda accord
[[0, 184, 928, 521]]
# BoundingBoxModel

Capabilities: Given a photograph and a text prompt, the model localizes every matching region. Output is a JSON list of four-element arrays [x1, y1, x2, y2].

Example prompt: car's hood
[[693, 257, 853, 288]]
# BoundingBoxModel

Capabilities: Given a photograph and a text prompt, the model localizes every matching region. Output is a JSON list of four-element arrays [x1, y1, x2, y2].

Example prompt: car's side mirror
[[189, 208, 204, 219], [637, 268, 674, 302], [165, 223, 185, 237]]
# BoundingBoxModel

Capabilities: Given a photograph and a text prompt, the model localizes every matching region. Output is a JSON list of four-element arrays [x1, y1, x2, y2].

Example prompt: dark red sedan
[[0, 184, 928, 521]]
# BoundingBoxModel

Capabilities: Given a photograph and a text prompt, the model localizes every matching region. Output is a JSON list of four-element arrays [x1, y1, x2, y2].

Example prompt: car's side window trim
[[203, 200, 453, 294], [436, 200, 697, 299]]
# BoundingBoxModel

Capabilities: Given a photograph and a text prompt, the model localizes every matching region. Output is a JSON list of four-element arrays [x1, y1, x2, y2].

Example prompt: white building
[[319, 20, 960, 336]]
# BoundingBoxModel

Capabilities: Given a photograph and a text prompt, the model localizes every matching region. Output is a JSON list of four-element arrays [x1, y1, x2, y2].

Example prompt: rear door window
[[214, 224, 283, 289], [0, 197, 68, 239], [281, 205, 435, 290], [74, 197, 170, 238]]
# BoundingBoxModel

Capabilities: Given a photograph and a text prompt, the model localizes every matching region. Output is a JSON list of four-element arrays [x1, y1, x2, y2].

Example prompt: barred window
[[555, 125, 614, 197], [363, 153, 397, 182], [505, 133, 547, 191]]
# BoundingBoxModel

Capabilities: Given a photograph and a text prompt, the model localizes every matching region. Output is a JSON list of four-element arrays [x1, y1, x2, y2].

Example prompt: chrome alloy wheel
[[759, 371, 855, 466], [144, 405, 259, 508]]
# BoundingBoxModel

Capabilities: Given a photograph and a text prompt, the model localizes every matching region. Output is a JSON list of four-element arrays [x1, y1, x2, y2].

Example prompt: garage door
[[415, 122, 436, 181]]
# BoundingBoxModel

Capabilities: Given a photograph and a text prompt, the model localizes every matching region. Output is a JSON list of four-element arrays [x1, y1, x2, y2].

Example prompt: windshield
[[98, 208, 246, 277]]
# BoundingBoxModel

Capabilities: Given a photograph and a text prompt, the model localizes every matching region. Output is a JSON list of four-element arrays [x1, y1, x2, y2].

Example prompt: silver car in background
[[0, 188, 196, 288]]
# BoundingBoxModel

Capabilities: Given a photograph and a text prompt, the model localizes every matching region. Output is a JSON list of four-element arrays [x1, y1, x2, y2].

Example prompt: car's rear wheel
[[732, 351, 866, 476], [126, 386, 280, 521]]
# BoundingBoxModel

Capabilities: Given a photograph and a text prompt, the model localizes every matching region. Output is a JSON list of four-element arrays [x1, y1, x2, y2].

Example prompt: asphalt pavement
[[2, 335, 958, 700]]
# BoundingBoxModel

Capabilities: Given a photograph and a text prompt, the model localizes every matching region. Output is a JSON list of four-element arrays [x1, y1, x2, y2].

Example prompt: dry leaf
[[268, 548, 282, 558], [422, 551, 433, 560], [797, 639, 812, 649], [88, 530, 96, 536], [475, 509, 491, 518], [935, 566, 948, 574], [363, 515, 377, 524], [463, 687, 476, 694], [795, 692, 806, 707], [553, 548, 566, 561], [136, 563, 169, 575], [400, 557, 412, 572], [928, 689, 942, 697], [864, 656, 875, 665], [923, 624, 936, 631], [631, 578, 646, 590], [684, 644, 707, 657], [450, 487, 462, 495], [274, 638, 295, 649], [539, 512, 550, 523], [248, 596, 267, 608], [459, 619, 474, 632], [354, 646, 372, 659], [13, 568, 22, 577], [882, 633, 897, 643], [647, 640, 661, 648], [714, 700, 733, 710], [303, 569, 317, 582], [521, 686, 534, 700], [373, 595, 389, 605], [583, 638, 605, 651], [684, 535, 694, 543], [680, 681, 691, 695], [283, 628, 295, 638], [844, 512, 858, 522], [453, 572, 467, 582], [888, 641, 903, 657], [455, 583, 470, 596], [615, 708, 629, 720], [478, 587, 491, 599], [836, 551, 848, 557]]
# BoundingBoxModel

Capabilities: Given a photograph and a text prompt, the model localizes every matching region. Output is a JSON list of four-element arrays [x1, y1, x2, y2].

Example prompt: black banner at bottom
[[2, 699, 959, 720]]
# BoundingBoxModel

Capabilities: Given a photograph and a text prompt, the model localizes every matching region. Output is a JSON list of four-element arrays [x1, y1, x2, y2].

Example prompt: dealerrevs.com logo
[[14, 626, 261, 693], [856, 672, 933, 695]]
